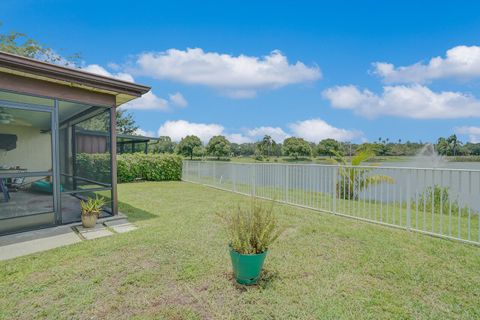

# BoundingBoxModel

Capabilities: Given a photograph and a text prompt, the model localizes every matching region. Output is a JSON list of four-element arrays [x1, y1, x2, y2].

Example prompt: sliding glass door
[[0, 93, 56, 234]]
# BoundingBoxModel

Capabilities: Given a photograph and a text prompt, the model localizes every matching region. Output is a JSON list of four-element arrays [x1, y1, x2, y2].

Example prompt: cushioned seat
[[0, 179, 9, 202], [31, 180, 64, 193]]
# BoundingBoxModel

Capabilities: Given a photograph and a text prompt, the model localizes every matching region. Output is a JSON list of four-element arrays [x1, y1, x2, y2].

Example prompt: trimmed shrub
[[76, 153, 182, 183], [118, 153, 183, 182], [116, 154, 141, 183], [76, 153, 112, 183]]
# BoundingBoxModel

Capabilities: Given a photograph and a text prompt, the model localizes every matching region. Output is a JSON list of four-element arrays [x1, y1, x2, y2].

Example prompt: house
[[74, 129, 159, 154], [0, 51, 150, 235]]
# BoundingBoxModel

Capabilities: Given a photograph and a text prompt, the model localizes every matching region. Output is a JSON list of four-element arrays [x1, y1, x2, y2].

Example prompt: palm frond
[[351, 149, 375, 166], [331, 150, 347, 165], [365, 174, 395, 188], [333, 146, 395, 200]]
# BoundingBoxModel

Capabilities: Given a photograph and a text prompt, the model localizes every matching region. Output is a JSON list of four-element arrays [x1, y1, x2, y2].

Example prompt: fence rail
[[182, 161, 480, 245]]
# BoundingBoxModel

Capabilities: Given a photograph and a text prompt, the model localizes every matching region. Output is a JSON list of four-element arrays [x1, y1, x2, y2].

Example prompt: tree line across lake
[[146, 134, 480, 160], [3, 25, 477, 161]]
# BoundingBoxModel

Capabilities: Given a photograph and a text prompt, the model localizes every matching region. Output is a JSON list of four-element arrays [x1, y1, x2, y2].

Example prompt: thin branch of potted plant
[[217, 198, 285, 285], [80, 196, 106, 228]]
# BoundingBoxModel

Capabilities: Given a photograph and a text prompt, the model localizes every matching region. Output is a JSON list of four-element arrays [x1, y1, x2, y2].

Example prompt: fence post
[[252, 164, 256, 196], [406, 169, 411, 230], [213, 161, 216, 186], [184, 160, 188, 181], [232, 163, 236, 192], [332, 166, 337, 214], [197, 161, 200, 182], [285, 165, 289, 202]]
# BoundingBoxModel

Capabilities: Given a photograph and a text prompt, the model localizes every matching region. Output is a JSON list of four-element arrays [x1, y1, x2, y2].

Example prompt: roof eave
[[0, 51, 151, 106]]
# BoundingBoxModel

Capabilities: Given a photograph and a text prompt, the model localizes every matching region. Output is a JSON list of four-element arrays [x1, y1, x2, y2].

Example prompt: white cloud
[[155, 119, 360, 144], [83, 64, 175, 111], [373, 45, 480, 83], [288, 118, 362, 142], [455, 126, 480, 143], [323, 84, 480, 119], [107, 62, 121, 70], [169, 92, 188, 107], [123, 91, 188, 111], [122, 91, 169, 111], [246, 126, 290, 143], [36, 49, 78, 68], [133, 48, 321, 98], [223, 89, 257, 99], [83, 64, 135, 82], [158, 120, 224, 143], [226, 133, 253, 144], [134, 128, 156, 137]]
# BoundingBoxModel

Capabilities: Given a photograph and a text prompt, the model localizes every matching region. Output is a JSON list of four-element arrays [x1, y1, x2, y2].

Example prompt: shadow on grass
[[228, 268, 280, 292], [83, 193, 156, 223], [257, 269, 279, 289], [118, 201, 158, 223]]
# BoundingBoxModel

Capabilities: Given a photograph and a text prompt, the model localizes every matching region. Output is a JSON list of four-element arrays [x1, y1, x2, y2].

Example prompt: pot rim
[[228, 243, 268, 256], [81, 211, 100, 216]]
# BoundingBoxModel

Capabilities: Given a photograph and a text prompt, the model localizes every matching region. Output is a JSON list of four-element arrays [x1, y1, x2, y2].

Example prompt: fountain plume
[[410, 143, 446, 168]]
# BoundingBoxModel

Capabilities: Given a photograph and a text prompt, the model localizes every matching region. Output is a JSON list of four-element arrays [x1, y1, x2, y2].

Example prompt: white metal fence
[[182, 161, 480, 245]]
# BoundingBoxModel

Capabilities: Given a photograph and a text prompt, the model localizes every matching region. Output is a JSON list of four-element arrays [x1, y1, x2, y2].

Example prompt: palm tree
[[447, 134, 461, 156], [436, 137, 448, 155], [333, 149, 395, 200], [259, 135, 275, 157]]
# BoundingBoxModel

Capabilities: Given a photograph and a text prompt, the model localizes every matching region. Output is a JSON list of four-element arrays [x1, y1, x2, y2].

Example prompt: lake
[[379, 161, 480, 170]]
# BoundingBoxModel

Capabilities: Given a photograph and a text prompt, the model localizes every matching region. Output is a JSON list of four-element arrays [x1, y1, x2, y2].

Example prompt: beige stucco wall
[[0, 124, 51, 172]]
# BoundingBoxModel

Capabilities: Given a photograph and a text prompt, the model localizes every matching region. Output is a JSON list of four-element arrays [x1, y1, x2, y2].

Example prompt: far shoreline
[[184, 155, 480, 164]]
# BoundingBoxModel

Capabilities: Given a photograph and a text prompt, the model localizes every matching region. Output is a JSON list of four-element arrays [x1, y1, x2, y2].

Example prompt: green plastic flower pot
[[229, 246, 268, 285]]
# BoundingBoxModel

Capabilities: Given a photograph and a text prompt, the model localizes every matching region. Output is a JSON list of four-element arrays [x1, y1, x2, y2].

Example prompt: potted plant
[[80, 196, 106, 228], [218, 199, 283, 285]]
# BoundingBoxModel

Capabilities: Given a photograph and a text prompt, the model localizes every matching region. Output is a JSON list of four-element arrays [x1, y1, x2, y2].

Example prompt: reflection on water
[[379, 161, 480, 170], [379, 143, 480, 170], [376, 160, 480, 212], [408, 143, 447, 168]]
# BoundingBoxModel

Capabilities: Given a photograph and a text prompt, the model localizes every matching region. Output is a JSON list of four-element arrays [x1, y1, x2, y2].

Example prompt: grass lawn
[[1, 182, 480, 319], [188, 174, 480, 243]]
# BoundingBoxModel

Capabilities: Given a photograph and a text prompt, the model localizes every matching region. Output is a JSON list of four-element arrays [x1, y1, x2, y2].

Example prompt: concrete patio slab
[[103, 219, 137, 233], [103, 218, 130, 227], [110, 223, 137, 233], [75, 224, 114, 240], [0, 214, 134, 261], [0, 227, 81, 261], [0, 225, 75, 246]]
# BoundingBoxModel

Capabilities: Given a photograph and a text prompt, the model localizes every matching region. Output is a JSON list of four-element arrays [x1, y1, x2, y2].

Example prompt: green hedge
[[76, 153, 183, 183], [117, 153, 183, 182]]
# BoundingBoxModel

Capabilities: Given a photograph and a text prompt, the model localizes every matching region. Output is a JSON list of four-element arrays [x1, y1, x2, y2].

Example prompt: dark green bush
[[254, 154, 264, 161], [76, 153, 182, 183], [414, 185, 471, 217], [76, 153, 112, 183], [120, 153, 182, 182]]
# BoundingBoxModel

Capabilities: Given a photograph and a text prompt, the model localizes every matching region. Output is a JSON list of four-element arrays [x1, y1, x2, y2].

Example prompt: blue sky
[[4, 0, 480, 144]]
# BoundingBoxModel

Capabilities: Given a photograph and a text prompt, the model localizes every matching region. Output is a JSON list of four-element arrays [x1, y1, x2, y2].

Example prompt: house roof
[[76, 128, 158, 143], [0, 51, 150, 106]]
